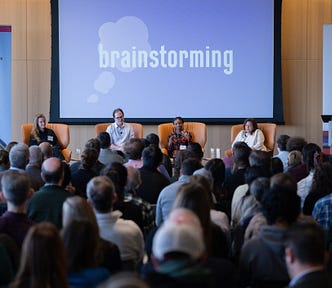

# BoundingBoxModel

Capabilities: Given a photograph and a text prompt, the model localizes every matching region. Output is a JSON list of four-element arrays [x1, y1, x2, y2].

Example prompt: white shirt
[[232, 129, 267, 151], [106, 122, 134, 147]]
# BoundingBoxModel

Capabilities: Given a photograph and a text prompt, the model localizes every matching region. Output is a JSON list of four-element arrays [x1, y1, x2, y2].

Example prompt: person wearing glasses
[[106, 108, 134, 151]]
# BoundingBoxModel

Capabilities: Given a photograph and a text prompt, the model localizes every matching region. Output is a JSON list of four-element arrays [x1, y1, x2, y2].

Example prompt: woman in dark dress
[[29, 113, 63, 159]]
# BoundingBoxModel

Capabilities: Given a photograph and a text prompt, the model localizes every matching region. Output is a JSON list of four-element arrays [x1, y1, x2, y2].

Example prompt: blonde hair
[[288, 150, 302, 166], [31, 113, 46, 143]]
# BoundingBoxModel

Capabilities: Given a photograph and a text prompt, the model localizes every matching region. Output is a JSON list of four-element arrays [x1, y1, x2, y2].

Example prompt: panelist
[[232, 118, 267, 151], [29, 113, 63, 159], [106, 108, 134, 151], [167, 116, 192, 157]]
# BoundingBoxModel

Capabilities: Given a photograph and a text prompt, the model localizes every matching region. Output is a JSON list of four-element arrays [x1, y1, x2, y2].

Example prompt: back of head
[[0, 150, 9, 168], [1, 170, 30, 206], [286, 137, 307, 152], [125, 166, 141, 192], [39, 142, 53, 160], [310, 162, 332, 196], [205, 158, 226, 184], [145, 133, 160, 147], [41, 157, 63, 184], [287, 150, 302, 166], [86, 176, 115, 213], [61, 219, 98, 273], [9, 143, 29, 169], [5, 141, 18, 153], [187, 142, 203, 160], [97, 132, 111, 149], [302, 143, 321, 171], [28, 145, 42, 165], [277, 134, 290, 151], [181, 158, 202, 176], [17, 222, 68, 288], [249, 150, 271, 169], [232, 141, 251, 167], [244, 165, 271, 185], [249, 177, 270, 202], [152, 209, 205, 261], [84, 138, 101, 153], [271, 157, 283, 175], [142, 145, 162, 169], [262, 173, 300, 225], [124, 138, 145, 160], [284, 222, 326, 265], [80, 148, 98, 169], [101, 162, 127, 197], [62, 195, 98, 229]]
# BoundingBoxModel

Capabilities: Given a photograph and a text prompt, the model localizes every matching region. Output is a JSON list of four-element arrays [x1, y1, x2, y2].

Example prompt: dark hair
[[80, 148, 98, 169], [124, 138, 145, 160], [0, 150, 9, 167], [249, 177, 270, 202], [101, 162, 128, 200], [61, 220, 99, 273], [12, 223, 69, 288], [187, 142, 203, 160], [284, 222, 326, 265], [145, 133, 160, 147], [173, 116, 184, 124], [302, 143, 321, 172], [112, 108, 124, 118], [243, 118, 258, 132], [142, 145, 162, 168], [84, 138, 101, 153], [249, 150, 271, 170], [286, 137, 307, 152], [262, 173, 300, 225], [5, 141, 18, 153], [61, 162, 72, 189], [244, 166, 271, 185], [1, 170, 30, 206], [97, 132, 111, 148], [271, 157, 284, 175], [205, 159, 226, 200], [86, 176, 115, 213], [276, 134, 290, 151], [181, 158, 202, 176], [232, 142, 251, 172]]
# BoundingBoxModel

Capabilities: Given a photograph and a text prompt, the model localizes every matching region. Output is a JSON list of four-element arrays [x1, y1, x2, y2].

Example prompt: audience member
[[86, 176, 144, 270], [155, 158, 202, 226], [106, 108, 134, 151], [136, 145, 170, 204], [286, 137, 307, 153], [124, 138, 145, 169], [9, 143, 29, 171], [26, 145, 44, 190], [271, 157, 284, 175], [84, 138, 105, 175], [62, 220, 110, 287], [167, 116, 192, 158], [285, 222, 332, 288], [285, 150, 303, 181], [5, 141, 18, 153], [27, 157, 71, 228], [232, 118, 267, 151], [39, 141, 53, 160], [97, 132, 124, 166], [71, 148, 98, 198], [0, 150, 9, 172], [274, 134, 290, 169], [0, 170, 34, 249], [239, 173, 301, 287], [29, 113, 63, 160], [62, 196, 122, 273], [11, 222, 69, 288], [0, 242, 14, 286]]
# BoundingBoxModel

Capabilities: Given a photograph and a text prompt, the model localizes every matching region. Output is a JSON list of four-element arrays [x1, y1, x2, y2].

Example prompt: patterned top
[[312, 193, 332, 229], [167, 131, 192, 157]]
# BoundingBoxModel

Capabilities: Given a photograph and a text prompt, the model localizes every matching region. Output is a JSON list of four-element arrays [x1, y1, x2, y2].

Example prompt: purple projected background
[[58, 0, 274, 119]]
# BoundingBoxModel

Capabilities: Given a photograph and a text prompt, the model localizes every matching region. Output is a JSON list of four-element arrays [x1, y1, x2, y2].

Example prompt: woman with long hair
[[29, 113, 63, 159], [11, 222, 69, 288]]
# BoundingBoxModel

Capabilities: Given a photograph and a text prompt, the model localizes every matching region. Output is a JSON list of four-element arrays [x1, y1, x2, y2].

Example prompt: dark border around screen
[[50, 0, 284, 125]]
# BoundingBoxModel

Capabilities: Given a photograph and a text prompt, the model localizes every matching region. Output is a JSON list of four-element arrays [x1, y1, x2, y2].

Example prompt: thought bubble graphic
[[94, 71, 115, 94]]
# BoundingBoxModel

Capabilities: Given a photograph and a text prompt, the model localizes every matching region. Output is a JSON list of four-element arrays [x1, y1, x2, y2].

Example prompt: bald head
[[41, 157, 63, 185]]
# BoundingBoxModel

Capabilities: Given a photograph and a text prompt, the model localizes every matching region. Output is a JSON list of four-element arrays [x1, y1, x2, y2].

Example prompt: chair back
[[94, 123, 143, 138], [230, 123, 277, 152], [158, 122, 207, 155]]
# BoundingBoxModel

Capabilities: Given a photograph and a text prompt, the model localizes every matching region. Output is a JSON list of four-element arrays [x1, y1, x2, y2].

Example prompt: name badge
[[180, 145, 187, 150], [47, 136, 54, 142]]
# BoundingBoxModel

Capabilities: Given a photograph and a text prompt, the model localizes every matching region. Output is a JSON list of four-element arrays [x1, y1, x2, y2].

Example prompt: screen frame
[[50, 0, 284, 125]]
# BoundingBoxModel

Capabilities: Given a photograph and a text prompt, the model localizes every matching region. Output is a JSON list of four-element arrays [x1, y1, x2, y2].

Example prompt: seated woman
[[167, 116, 192, 157], [232, 118, 267, 151], [29, 113, 63, 159]]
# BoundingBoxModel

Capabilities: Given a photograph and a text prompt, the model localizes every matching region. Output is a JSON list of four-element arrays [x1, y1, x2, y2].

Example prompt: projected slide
[[51, 0, 282, 123]]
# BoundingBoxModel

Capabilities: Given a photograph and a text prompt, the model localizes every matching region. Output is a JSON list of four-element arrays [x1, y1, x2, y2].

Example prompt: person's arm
[[231, 130, 245, 148], [251, 129, 265, 150], [29, 134, 38, 146]]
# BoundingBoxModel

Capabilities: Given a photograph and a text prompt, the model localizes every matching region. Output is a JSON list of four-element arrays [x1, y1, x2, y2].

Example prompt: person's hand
[[182, 130, 190, 140]]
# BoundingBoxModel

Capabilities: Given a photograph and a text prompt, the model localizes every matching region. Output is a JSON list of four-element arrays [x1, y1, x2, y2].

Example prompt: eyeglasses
[[114, 116, 124, 120]]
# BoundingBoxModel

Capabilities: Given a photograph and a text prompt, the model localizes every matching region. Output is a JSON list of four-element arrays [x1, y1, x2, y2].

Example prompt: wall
[[1, 0, 331, 156]]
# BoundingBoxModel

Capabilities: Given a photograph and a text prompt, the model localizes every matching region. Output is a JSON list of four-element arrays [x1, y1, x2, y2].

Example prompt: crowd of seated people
[[1, 114, 332, 287]]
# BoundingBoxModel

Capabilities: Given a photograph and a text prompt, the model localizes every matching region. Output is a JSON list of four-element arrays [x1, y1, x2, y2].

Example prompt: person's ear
[[0, 192, 7, 203], [27, 188, 34, 199], [112, 193, 118, 204], [285, 246, 295, 264]]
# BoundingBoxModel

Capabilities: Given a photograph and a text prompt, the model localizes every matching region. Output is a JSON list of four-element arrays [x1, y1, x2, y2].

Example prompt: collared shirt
[[312, 193, 332, 229], [106, 123, 134, 147]]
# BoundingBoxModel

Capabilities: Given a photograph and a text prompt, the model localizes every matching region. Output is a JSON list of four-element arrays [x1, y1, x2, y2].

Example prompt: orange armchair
[[225, 123, 277, 156], [158, 122, 207, 155], [21, 123, 72, 163], [94, 123, 143, 138]]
